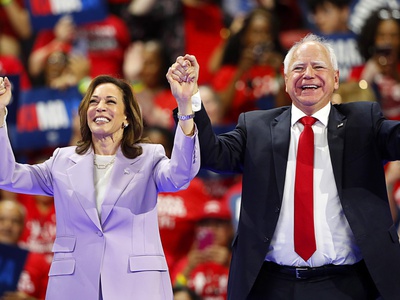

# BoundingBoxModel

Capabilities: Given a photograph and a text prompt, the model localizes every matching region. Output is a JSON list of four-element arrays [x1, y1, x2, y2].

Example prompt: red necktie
[[294, 116, 317, 261]]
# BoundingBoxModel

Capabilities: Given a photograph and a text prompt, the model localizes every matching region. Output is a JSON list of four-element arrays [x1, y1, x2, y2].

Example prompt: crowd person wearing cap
[[171, 199, 233, 300], [167, 33, 400, 300]]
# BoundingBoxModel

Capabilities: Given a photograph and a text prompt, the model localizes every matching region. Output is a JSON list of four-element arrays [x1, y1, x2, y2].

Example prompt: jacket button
[[97, 231, 103, 237], [264, 237, 270, 243], [275, 207, 280, 213]]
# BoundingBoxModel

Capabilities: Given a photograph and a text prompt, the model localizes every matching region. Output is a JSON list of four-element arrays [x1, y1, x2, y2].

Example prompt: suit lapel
[[272, 109, 291, 202], [67, 150, 102, 230], [327, 106, 346, 198], [100, 149, 143, 225]]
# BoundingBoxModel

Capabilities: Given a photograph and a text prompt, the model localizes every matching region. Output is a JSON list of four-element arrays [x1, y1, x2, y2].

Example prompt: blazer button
[[263, 237, 270, 243], [97, 231, 103, 237]]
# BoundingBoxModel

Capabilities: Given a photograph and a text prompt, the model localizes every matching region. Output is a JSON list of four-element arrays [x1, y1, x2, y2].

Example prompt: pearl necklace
[[94, 156, 115, 169]]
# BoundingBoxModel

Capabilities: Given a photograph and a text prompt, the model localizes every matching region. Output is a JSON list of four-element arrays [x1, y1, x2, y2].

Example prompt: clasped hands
[[166, 54, 199, 108]]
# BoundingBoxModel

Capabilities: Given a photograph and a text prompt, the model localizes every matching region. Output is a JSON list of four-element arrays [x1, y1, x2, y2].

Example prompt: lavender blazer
[[0, 124, 200, 300]]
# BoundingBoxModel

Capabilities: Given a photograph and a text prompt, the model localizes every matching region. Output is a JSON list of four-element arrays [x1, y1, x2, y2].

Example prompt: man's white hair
[[283, 33, 339, 75]]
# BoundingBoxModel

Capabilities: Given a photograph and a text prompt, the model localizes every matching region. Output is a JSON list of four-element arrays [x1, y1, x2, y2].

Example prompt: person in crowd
[[348, 0, 399, 35], [0, 54, 31, 91], [16, 192, 56, 264], [197, 85, 225, 132], [124, 0, 225, 85], [0, 199, 49, 300], [211, 7, 290, 125], [0, 0, 32, 60], [167, 33, 400, 299], [124, 40, 175, 129], [221, 0, 303, 35], [348, 6, 400, 228], [0, 74, 200, 299], [28, 13, 130, 86], [305, 0, 364, 82], [171, 199, 233, 300], [349, 6, 400, 120], [41, 49, 90, 91]]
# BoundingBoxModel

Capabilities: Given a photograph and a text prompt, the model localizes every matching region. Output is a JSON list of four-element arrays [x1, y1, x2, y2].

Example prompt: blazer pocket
[[52, 236, 76, 253], [49, 258, 76, 276], [129, 255, 168, 273], [389, 225, 400, 243]]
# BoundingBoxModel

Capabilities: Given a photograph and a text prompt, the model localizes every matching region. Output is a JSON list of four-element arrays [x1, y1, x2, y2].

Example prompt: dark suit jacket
[[192, 101, 400, 300]]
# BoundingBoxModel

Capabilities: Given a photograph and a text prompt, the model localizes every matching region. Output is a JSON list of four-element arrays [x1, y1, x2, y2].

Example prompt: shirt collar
[[291, 102, 331, 127]]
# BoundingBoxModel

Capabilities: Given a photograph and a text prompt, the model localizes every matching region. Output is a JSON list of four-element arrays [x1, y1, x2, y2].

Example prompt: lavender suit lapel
[[100, 150, 143, 225], [67, 151, 102, 231]]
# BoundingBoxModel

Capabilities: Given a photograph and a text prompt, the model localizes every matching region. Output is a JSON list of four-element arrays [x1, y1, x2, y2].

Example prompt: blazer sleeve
[[154, 124, 200, 192], [0, 123, 54, 196]]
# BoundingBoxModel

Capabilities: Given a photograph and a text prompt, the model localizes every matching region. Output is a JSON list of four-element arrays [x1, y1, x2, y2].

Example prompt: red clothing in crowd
[[171, 199, 233, 300], [0, 55, 31, 90], [212, 65, 280, 124], [18, 252, 50, 300], [32, 14, 130, 78], [157, 177, 209, 275], [175, 259, 229, 300], [17, 194, 56, 260], [183, 2, 224, 85]]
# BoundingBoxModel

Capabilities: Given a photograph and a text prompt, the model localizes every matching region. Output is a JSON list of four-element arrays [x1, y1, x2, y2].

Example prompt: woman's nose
[[96, 102, 106, 112]]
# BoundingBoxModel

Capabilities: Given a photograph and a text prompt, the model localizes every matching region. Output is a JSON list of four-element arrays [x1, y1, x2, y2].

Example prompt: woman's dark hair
[[306, 0, 352, 14], [75, 75, 146, 159], [357, 7, 400, 61], [221, 7, 284, 66]]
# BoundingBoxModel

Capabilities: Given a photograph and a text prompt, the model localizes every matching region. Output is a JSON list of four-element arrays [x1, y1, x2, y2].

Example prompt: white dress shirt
[[265, 103, 362, 267]]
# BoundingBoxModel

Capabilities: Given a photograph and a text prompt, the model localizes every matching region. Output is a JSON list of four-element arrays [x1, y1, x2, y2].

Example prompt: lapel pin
[[337, 123, 344, 128], [124, 168, 130, 175]]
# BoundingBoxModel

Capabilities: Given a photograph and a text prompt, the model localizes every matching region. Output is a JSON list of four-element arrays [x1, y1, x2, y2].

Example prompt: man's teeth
[[302, 85, 318, 89], [95, 117, 109, 123]]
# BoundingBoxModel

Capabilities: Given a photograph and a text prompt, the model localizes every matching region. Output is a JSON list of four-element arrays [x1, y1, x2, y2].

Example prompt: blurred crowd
[[0, 0, 400, 299]]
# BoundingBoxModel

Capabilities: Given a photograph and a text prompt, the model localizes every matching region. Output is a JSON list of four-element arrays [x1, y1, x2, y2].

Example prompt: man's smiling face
[[284, 41, 339, 115]]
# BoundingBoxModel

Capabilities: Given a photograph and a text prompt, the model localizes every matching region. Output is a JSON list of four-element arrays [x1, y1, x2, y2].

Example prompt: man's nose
[[304, 65, 315, 78]]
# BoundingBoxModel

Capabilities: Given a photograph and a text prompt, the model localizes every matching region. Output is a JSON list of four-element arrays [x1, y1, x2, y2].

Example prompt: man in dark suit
[[167, 33, 400, 300]]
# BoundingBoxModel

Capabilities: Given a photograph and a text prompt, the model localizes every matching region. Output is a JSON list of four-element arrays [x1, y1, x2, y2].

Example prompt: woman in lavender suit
[[0, 74, 200, 300]]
